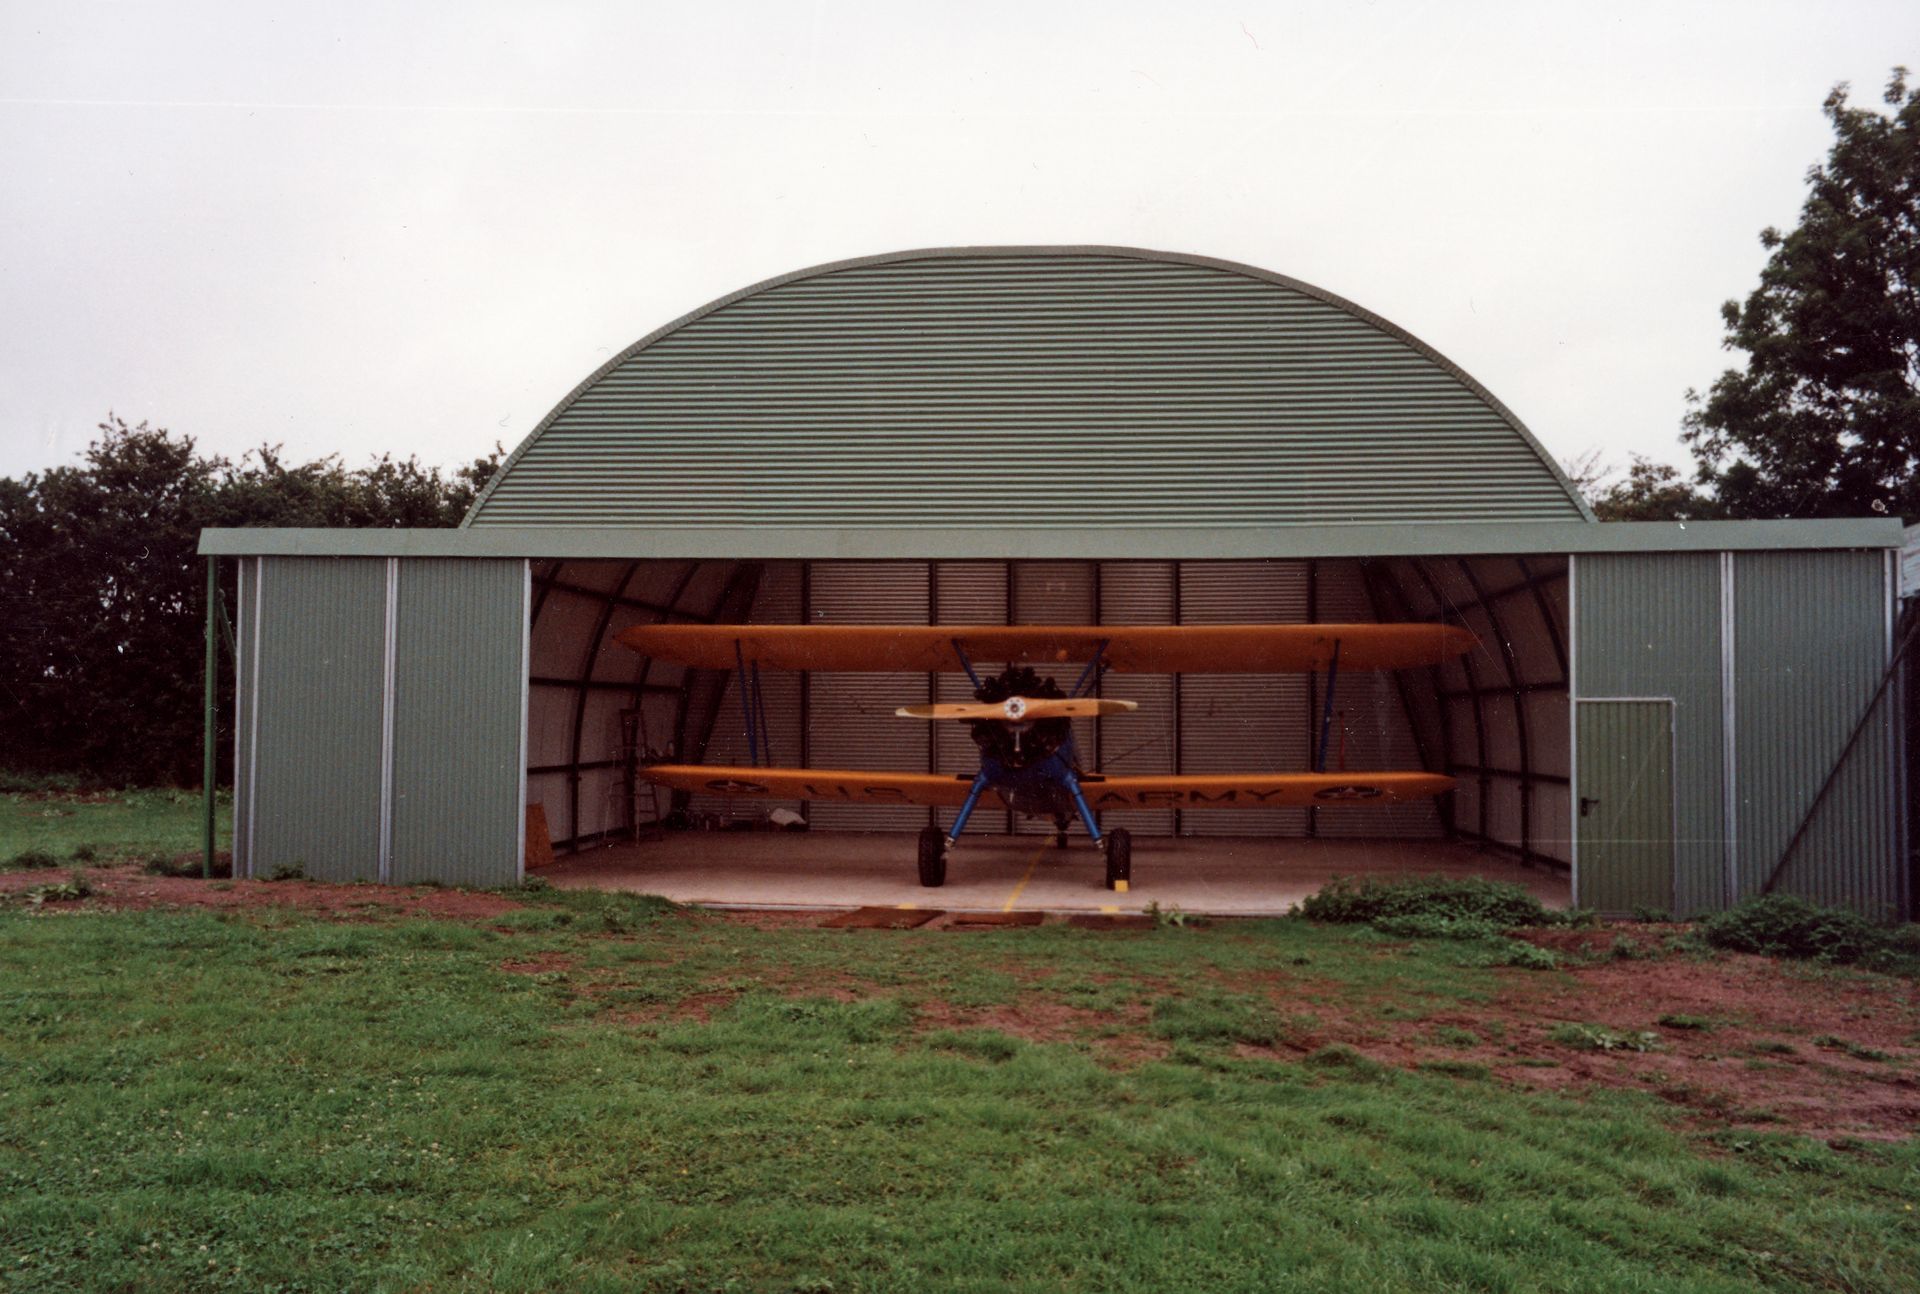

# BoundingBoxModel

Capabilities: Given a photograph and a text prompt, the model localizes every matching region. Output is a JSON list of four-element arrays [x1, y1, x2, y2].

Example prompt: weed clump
[[7, 848, 62, 871], [141, 852, 205, 878], [1549, 1023, 1661, 1053], [1699, 894, 1894, 966], [16, 869, 95, 907], [1300, 875, 1553, 929]]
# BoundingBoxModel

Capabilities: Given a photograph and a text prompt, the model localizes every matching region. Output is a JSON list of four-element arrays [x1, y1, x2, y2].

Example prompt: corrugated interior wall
[[1379, 556, 1571, 865], [533, 557, 1467, 847]]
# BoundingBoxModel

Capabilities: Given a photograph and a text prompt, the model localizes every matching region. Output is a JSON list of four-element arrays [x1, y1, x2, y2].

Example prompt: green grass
[[0, 790, 230, 866], [2, 892, 1917, 1292]]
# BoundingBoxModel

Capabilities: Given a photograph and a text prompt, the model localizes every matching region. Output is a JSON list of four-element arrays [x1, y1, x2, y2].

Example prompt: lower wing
[[641, 764, 985, 808], [641, 765, 1453, 810], [1081, 772, 1455, 809]]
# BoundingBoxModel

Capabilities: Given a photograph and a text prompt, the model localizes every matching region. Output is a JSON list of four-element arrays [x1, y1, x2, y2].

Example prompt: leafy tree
[[1563, 450, 1713, 521], [0, 418, 500, 785], [1682, 68, 1920, 520]]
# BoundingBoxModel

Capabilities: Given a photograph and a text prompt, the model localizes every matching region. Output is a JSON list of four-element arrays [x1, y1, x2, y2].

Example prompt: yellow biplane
[[618, 622, 1473, 891]]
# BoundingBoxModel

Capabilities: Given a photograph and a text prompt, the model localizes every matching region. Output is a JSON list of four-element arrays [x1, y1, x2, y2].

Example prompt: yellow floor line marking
[[1000, 843, 1051, 913], [1100, 905, 1120, 914]]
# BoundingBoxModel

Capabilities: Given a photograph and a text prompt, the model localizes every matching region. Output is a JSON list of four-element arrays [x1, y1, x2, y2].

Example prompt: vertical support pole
[[1315, 640, 1342, 773], [734, 640, 759, 767], [202, 556, 217, 879], [751, 663, 770, 765]]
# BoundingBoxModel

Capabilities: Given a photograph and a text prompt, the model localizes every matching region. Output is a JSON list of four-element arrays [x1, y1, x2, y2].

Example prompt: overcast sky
[[2, 1, 1914, 488]]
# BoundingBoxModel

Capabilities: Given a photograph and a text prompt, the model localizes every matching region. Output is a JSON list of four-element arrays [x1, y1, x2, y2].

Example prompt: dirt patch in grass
[[914, 995, 1169, 1064], [1223, 936, 1920, 1143], [0, 862, 524, 921], [500, 953, 578, 976]]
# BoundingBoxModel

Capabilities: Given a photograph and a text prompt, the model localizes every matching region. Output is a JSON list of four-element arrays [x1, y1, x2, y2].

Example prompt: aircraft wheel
[[917, 826, 947, 888], [1103, 828, 1132, 891]]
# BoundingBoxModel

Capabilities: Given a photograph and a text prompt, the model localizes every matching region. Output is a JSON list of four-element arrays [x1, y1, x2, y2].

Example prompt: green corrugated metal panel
[[1574, 553, 1724, 915], [464, 249, 1590, 529], [249, 558, 385, 881], [1734, 551, 1901, 916], [232, 557, 254, 877], [202, 518, 1906, 560], [1576, 701, 1675, 914], [390, 560, 527, 887]]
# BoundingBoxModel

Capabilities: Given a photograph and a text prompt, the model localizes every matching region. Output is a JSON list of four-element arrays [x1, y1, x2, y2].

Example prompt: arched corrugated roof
[[464, 246, 1593, 528]]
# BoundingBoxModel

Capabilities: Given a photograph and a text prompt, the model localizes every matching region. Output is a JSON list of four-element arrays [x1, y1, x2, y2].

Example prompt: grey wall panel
[[1095, 562, 1178, 835], [807, 562, 931, 830], [467, 250, 1588, 529], [250, 558, 386, 881], [1179, 562, 1310, 835], [1734, 551, 1899, 916], [1576, 553, 1724, 915], [389, 559, 526, 887]]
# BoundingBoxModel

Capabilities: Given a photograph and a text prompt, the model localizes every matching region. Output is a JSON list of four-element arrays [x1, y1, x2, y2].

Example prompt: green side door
[[1576, 700, 1675, 914]]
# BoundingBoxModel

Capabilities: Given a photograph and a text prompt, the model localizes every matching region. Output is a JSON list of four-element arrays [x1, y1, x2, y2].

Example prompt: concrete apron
[[539, 832, 1569, 918]]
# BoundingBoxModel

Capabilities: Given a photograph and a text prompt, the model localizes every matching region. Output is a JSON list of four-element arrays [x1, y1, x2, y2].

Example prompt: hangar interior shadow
[[525, 557, 1571, 887]]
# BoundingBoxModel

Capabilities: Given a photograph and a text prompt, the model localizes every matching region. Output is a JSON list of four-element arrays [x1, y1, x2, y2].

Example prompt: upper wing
[[640, 764, 985, 808], [1080, 772, 1455, 809], [616, 623, 1473, 673]]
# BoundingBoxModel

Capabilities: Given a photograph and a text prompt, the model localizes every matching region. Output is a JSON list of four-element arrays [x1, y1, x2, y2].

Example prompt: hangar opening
[[526, 554, 1571, 908]]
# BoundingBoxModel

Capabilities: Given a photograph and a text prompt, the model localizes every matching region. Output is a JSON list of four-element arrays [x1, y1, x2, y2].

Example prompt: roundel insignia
[[1314, 784, 1384, 801], [706, 778, 770, 795]]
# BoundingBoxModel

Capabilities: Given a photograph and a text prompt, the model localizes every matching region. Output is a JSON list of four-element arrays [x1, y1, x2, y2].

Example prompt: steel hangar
[[198, 246, 1910, 918]]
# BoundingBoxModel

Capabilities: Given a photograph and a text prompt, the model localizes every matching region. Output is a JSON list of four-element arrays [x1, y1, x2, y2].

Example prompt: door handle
[[1579, 796, 1599, 818]]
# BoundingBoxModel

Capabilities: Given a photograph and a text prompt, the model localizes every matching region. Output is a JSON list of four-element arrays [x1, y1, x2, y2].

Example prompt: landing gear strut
[[917, 826, 947, 888], [1103, 827, 1132, 891], [1052, 815, 1070, 850]]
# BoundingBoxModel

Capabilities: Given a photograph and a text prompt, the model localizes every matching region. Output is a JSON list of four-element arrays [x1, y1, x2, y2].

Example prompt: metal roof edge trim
[[203, 519, 1902, 560], [459, 244, 1597, 527]]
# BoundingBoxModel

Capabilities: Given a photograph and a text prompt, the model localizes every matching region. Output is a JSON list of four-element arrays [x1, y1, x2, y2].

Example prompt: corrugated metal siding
[[389, 560, 526, 887], [467, 252, 1586, 529], [232, 557, 253, 877], [1575, 553, 1723, 915], [1096, 562, 1178, 836], [1734, 551, 1900, 916], [1179, 561, 1310, 835], [249, 558, 386, 881], [806, 562, 932, 830]]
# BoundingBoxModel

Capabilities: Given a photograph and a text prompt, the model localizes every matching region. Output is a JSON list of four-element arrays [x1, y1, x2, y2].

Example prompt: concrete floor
[[541, 831, 1569, 917]]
